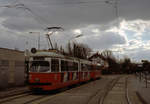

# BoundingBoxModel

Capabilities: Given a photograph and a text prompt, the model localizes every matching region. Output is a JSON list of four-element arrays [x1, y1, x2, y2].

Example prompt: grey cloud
[[126, 49, 150, 61], [1, 0, 150, 31], [77, 31, 127, 50], [0, 0, 150, 61], [2, 17, 42, 31], [0, 0, 119, 30]]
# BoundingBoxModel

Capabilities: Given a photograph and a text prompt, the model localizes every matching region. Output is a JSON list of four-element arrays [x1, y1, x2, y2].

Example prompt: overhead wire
[[0, 0, 49, 49], [0, 1, 48, 29], [46, 0, 112, 5], [0, 0, 120, 49], [0, 0, 118, 29]]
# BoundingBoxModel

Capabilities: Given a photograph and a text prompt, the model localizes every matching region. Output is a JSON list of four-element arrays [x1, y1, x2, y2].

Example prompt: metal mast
[[45, 27, 64, 49]]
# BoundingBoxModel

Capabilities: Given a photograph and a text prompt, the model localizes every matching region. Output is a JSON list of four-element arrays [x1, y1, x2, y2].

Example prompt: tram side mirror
[[31, 48, 37, 54]]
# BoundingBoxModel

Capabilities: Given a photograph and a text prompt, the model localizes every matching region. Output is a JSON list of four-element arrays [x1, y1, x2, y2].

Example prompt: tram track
[[0, 76, 136, 104], [23, 95, 48, 104], [99, 76, 120, 104], [99, 76, 131, 104], [0, 87, 30, 99], [24, 76, 133, 104], [26, 78, 111, 104], [0, 93, 49, 104], [85, 76, 120, 104], [0, 92, 32, 104], [0, 88, 66, 104]]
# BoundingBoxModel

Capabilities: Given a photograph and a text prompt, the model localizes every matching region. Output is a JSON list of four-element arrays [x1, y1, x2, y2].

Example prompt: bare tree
[[54, 42, 58, 50], [121, 57, 131, 73], [66, 42, 92, 59], [100, 50, 115, 60], [100, 50, 120, 74], [67, 42, 73, 56]]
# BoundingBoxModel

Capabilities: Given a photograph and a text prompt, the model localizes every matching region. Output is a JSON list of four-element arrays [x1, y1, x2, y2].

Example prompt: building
[[0, 48, 25, 89], [88, 53, 109, 69]]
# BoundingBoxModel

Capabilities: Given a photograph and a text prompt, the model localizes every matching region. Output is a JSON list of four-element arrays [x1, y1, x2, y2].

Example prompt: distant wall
[[0, 48, 25, 89]]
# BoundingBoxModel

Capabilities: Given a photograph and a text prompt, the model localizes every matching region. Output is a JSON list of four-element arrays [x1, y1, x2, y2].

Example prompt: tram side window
[[88, 65, 93, 71], [97, 66, 101, 70], [51, 59, 59, 72], [73, 62, 78, 71], [81, 64, 88, 71], [95, 66, 98, 70], [85, 64, 89, 71], [87, 65, 91, 71], [81, 64, 85, 71], [93, 65, 97, 70], [61, 60, 68, 71], [68, 61, 73, 71], [97, 66, 99, 70]]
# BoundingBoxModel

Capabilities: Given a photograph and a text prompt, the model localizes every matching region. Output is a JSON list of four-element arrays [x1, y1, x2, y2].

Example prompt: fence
[[135, 71, 150, 88]]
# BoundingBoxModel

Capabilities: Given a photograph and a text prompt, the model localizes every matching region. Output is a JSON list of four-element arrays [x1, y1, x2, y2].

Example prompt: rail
[[99, 76, 131, 104], [135, 71, 150, 88]]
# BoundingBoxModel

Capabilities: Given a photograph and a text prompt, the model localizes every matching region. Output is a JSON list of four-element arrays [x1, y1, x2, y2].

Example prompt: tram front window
[[30, 61, 50, 72]]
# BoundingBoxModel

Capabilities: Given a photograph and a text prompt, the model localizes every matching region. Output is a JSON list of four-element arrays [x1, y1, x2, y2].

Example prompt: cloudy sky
[[0, 0, 150, 62]]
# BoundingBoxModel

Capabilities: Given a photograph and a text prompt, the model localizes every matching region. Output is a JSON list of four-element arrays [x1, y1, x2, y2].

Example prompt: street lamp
[[29, 32, 40, 49], [69, 34, 83, 43], [74, 34, 83, 39]]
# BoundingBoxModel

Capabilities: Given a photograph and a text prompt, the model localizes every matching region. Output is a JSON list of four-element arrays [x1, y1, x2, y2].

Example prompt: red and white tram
[[27, 49, 102, 91]]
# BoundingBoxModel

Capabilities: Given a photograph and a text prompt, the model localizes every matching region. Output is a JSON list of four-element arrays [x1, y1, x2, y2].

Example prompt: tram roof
[[29, 50, 65, 58], [29, 50, 81, 60], [28, 49, 99, 65]]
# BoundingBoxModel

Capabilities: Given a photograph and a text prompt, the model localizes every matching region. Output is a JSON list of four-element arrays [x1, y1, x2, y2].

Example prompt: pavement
[[128, 75, 150, 104], [103, 76, 129, 104], [0, 75, 150, 104], [0, 86, 29, 98], [40, 76, 114, 104]]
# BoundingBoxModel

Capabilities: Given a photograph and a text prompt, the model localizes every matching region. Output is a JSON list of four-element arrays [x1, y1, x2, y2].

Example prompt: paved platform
[[129, 75, 150, 104], [40, 76, 113, 104], [0, 75, 150, 104], [0, 86, 29, 98]]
